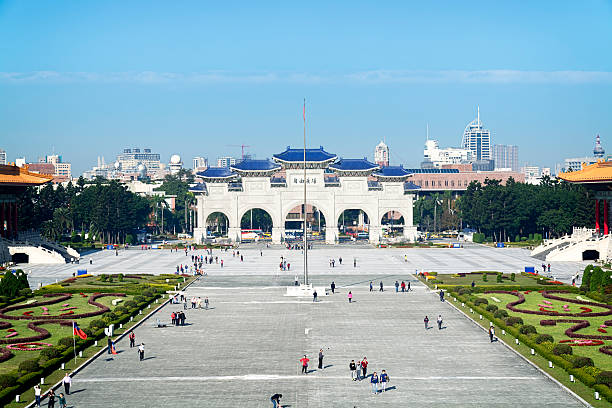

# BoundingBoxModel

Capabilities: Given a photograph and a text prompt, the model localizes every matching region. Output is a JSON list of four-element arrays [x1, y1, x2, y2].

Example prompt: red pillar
[[13, 202, 18, 239], [605, 200, 609, 235], [596, 199, 600, 233], [0, 202, 4, 238]]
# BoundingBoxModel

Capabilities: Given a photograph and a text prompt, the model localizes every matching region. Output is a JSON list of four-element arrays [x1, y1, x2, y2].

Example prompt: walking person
[[330, 281, 336, 294], [270, 393, 282, 408], [58, 393, 67, 408], [205, 297, 209, 310], [138, 343, 145, 361], [361, 357, 368, 379], [380, 370, 389, 392], [34, 384, 42, 407], [407, 281, 411, 291], [395, 280, 399, 292], [369, 281, 373, 292], [348, 291, 353, 303], [62, 373, 71, 395], [107, 336, 113, 354], [300, 355, 309, 374], [313, 290, 318, 302], [379, 281, 384, 292], [129, 332, 135, 348], [349, 360, 357, 381], [424, 315, 429, 329], [489, 326, 495, 342], [356, 360, 361, 380], [47, 389, 56, 408], [318, 349, 324, 369], [370, 372, 379, 394], [401, 281, 406, 292], [437, 314, 443, 330]]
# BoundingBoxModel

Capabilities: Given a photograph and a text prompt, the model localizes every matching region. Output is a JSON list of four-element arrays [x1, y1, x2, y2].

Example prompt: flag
[[110, 341, 117, 355], [73, 322, 87, 340]]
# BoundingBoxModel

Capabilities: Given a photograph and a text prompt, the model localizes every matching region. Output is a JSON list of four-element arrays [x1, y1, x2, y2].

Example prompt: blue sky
[[1, 1, 611, 173]]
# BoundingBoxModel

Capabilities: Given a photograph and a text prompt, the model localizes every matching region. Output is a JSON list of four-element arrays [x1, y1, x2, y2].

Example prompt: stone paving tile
[[45, 248, 586, 408]]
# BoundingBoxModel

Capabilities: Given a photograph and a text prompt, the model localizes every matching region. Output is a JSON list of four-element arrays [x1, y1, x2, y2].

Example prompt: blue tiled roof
[[404, 181, 422, 190], [197, 167, 235, 178], [188, 183, 207, 192], [374, 166, 410, 178], [230, 159, 281, 172], [329, 158, 379, 171], [273, 146, 337, 162], [405, 168, 460, 174]]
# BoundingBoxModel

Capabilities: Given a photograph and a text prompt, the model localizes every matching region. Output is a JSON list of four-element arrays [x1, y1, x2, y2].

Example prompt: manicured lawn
[[481, 291, 612, 370]]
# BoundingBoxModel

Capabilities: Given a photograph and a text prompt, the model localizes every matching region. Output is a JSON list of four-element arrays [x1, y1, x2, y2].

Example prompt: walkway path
[[58, 248, 584, 407]]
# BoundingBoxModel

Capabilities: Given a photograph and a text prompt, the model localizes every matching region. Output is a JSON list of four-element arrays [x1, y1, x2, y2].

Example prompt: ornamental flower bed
[[4, 332, 18, 338], [6, 342, 52, 351], [559, 339, 604, 346]]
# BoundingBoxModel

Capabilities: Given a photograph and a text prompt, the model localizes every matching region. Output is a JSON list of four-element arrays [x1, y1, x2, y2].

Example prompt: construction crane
[[227, 144, 252, 160]]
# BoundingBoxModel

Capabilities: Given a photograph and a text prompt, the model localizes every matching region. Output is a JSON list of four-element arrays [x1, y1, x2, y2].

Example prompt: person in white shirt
[[63, 373, 71, 395], [34, 384, 41, 407]]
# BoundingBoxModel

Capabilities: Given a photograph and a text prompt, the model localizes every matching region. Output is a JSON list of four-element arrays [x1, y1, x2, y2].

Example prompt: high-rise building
[[217, 156, 237, 168], [117, 148, 161, 173], [374, 141, 389, 167], [461, 107, 491, 161], [564, 134, 605, 172], [169, 154, 183, 175], [192, 156, 208, 170], [0, 149, 6, 165], [493, 144, 519, 171], [422, 139, 472, 168]]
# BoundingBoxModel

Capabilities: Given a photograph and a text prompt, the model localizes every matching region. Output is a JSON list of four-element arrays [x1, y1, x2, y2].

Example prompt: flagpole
[[303, 98, 308, 286], [72, 322, 77, 364]]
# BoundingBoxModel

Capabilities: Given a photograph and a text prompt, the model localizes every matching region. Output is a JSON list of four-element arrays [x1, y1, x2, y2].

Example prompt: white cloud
[[0, 70, 611, 84]]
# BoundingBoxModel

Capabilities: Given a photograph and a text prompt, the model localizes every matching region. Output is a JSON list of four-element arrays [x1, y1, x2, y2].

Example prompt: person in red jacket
[[361, 357, 368, 378], [300, 355, 310, 374]]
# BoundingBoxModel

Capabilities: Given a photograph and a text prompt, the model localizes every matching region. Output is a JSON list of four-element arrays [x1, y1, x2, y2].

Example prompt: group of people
[[279, 257, 291, 271], [170, 311, 187, 325], [423, 314, 444, 329], [186, 295, 209, 309], [394, 280, 411, 292], [328, 257, 342, 267], [348, 358, 390, 394]]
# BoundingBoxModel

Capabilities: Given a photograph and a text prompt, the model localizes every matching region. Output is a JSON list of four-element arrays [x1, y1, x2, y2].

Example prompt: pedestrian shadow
[[104, 357, 115, 361], [425, 326, 432, 330], [70, 389, 86, 394], [382, 386, 397, 392], [115, 350, 125, 354], [306, 369, 317, 374], [143, 356, 156, 361], [323, 364, 334, 369]]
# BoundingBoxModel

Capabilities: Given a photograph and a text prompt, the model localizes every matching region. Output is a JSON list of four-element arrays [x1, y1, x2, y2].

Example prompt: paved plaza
[[25, 246, 588, 407]]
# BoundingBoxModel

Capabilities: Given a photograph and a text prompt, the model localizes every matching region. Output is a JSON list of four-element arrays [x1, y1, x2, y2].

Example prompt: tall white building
[[461, 107, 491, 161], [374, 141, 389, 167], [564, 134, 606, 172], [217, 156, 237, 168], [192, 156, 208, 170], [493, 144, 519, 172], [0, 149, 6, 165], [422, 139, 472, 168], [117, 148, 161, 174], [169, 154, 183, 175]]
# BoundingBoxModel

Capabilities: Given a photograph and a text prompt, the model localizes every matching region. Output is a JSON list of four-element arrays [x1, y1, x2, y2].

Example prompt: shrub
[[18, 359, 40, 373], [124, 300, 138, 309], [482, 274, 487, 282], [58, 337, 74, 348], [596, 371, 612, 387], [573, 356, 594, 368], [39, 347, 61, 360], [474, 298, 488, 306], [457, 288, 472, 296], [519, 325, 537, 335], [0, 373, 17, 389], [133, 295, 145, 304], [496, 273, 502, 283], [118, 273, 124, 282], [514, 234, 520, 242], [114, 306, 128, 315], [552, 343, 573, 356], [473, 233, 485, 243], [535, 334, 554, 344], [108, 277, 113, 283], [510, 273, 516, 282], [486, 304, 498, 313], [494, 310, 509, 319], [99, 274, 108, 282], [89, 319, 106, 329], [505, 316, 523, 326]]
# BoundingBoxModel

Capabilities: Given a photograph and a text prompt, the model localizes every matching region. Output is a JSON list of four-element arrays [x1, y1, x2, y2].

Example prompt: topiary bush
[[552, 343, 573, 356], [457, 288, 472, 296], [39, 347, 61, 360], [89, 319, 106, 329], [505, 316, 524, 326], [494, 310, 509, 319], [114, 306, 128, 315], [474, 298, 488, 306], [482, 274, 488, 282], [124, 300, 138, 309], [18, 359, 40, 373], [133, 295, 145, 304], [596, 371, 612, 387], [0, 373, 17, 389], [573, 356, 594, 368], [486, 305, 498, 313], [535, 334, 554, 344], [510, 273, 516, 282], [496, 273, 502, 283], [58, 337, 74, 348], [519, 325, 537, 335]]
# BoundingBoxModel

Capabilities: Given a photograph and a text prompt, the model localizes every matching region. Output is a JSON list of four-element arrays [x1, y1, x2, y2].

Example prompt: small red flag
[[73, 322, 87, 340]]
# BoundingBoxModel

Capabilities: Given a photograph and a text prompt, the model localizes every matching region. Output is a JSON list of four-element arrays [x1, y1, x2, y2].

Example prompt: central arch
[[284, 203, 327, 241], [239, 208, 274, 241], [381, 210, 406, 238], [337, 208, 371, 241], [205, 211, 230, 238]]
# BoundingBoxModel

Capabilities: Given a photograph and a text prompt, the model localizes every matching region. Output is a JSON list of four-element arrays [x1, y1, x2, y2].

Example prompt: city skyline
[[1, 1, 611, 174]]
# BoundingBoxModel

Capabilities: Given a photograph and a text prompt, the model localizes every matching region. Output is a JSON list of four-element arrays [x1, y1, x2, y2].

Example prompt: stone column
[[369, 225, 382, 244], [403, 225, 418, 242], [325, 227, 338, 244], [596, 199, 600, 233], [228, 227, 241, 243], [272, 227, 284, 244]]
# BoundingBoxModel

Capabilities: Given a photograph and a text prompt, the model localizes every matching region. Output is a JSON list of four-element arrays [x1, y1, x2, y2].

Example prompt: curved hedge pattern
[[0, 347, 12, 362], [0, 319, 72, 345]]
